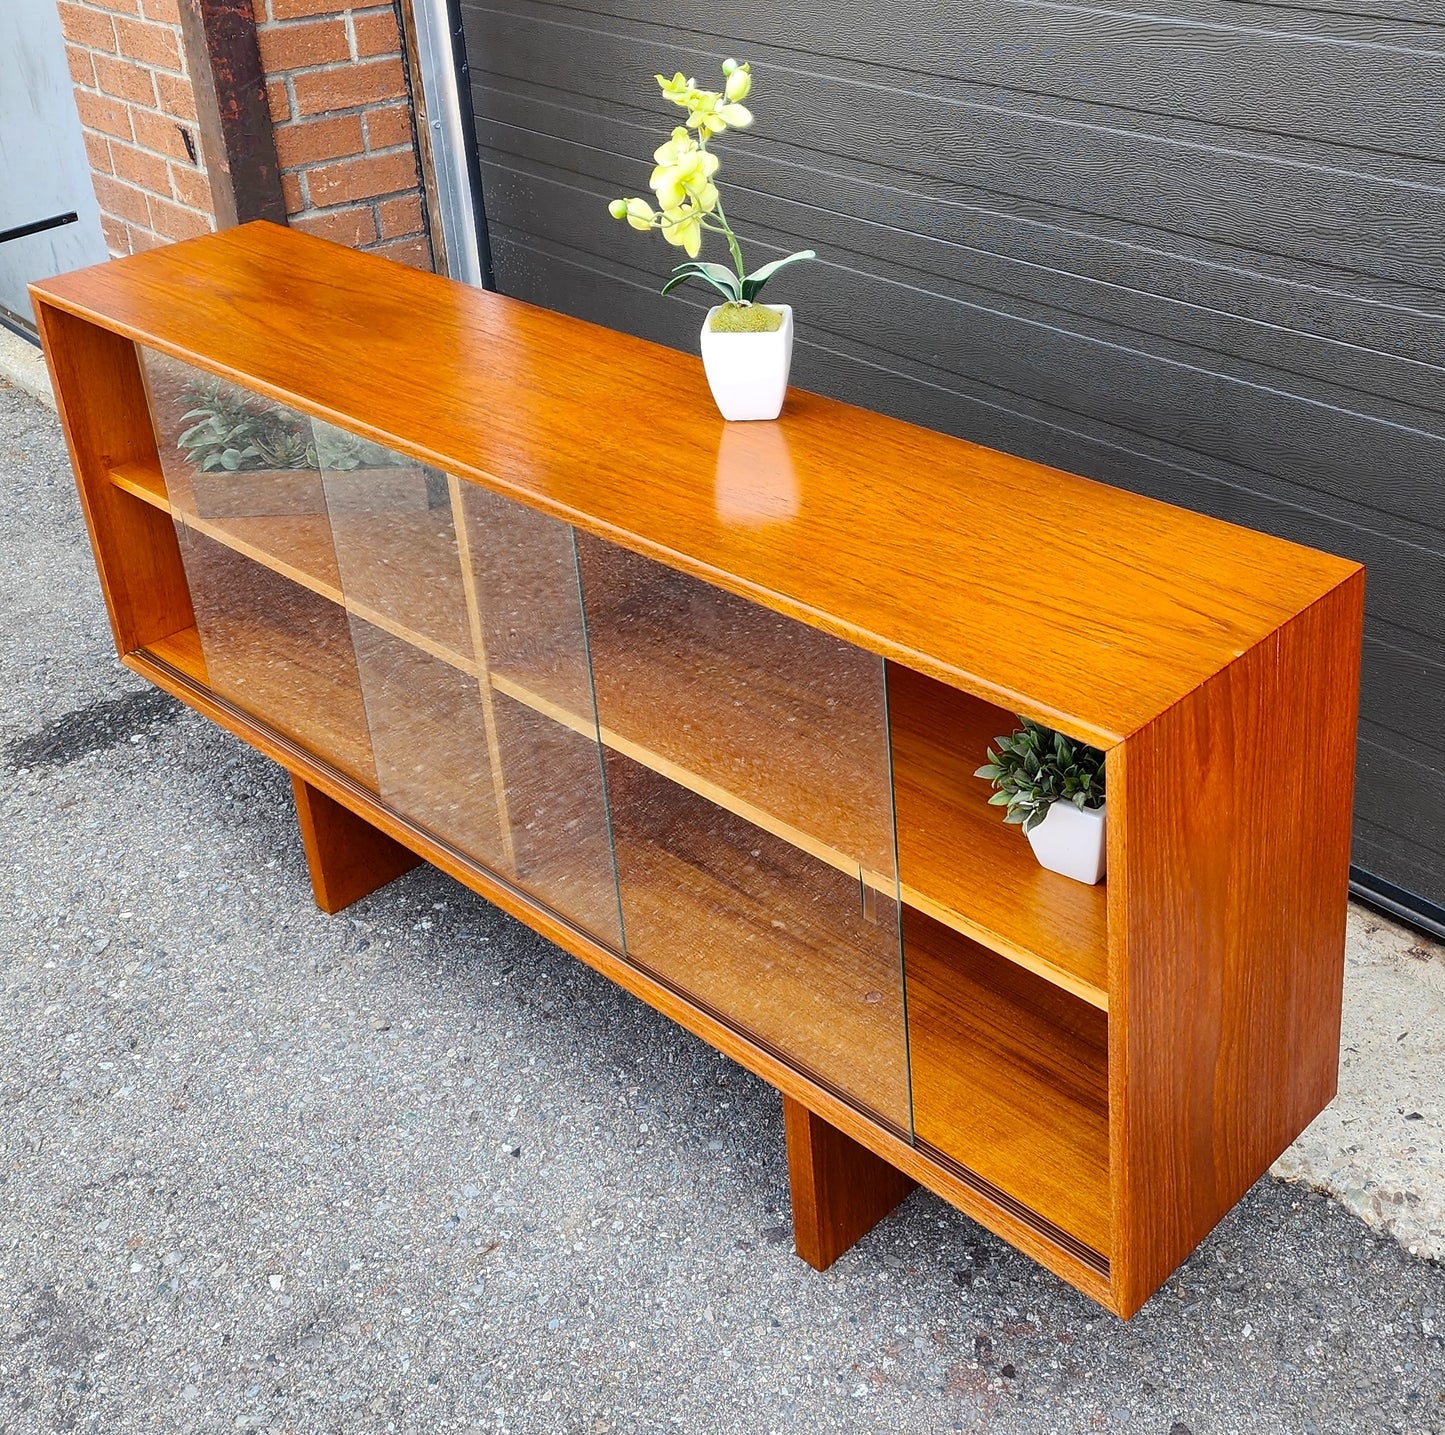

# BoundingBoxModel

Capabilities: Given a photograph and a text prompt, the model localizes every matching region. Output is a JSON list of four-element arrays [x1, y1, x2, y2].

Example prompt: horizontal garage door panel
[[462, 0, 1445, 910]]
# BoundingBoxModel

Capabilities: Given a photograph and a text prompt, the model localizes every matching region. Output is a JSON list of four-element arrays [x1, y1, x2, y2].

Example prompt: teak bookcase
[[32, 223, 1364, 1318]]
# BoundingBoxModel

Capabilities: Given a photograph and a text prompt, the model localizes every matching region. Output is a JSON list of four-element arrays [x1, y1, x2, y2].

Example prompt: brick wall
[[58, 0, 434, 268], [59, 0, 217, 256], [254, 0, 432, 268]]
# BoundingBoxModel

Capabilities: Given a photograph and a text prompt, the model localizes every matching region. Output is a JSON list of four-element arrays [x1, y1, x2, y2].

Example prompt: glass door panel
[[140, 350, 376, 788], [312, 426, 621, 951], [575, 536, 908, 1131], [453, 486, 622, 950], [312, 420, 503, 868]]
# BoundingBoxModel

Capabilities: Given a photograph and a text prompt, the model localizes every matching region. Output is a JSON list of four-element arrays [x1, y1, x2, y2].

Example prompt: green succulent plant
[[177, 378, 314, 473], [974, 719, 1105, 834]]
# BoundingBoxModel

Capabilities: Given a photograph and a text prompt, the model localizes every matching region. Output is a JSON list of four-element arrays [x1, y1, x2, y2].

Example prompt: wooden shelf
[[142, 623, 208, 684], [109, 458, 476, 677], [889, 664, 1109, 1008], [170, 534, 379, 789], [606, 752, 912, 1133], [493, 540, 896, 891], [111, 457, 169, 510], [904, 908, 1111, 1257]]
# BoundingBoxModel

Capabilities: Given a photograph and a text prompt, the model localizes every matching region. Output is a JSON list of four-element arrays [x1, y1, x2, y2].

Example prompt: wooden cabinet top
[[33, 221, 1360, 745]]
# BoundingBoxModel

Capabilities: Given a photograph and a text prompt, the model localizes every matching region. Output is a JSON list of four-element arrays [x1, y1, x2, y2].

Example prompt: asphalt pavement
[[2, 376, 1443, 1434]]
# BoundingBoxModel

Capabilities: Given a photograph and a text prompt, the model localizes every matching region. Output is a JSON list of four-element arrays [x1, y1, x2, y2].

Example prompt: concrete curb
[[0, 326, 55, 410]]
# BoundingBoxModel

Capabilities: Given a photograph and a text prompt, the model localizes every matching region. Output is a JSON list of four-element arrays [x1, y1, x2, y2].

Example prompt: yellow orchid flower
[[659, 204, 703, 257], [656, 72, 697, 108], [723, 60, 751, 104], [608, 58, 818, 302], [649, 130, 719, 212], [608, 196, 661, 231]]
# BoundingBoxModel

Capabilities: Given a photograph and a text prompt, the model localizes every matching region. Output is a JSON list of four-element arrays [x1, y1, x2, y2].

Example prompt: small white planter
[[1026, 800, 1107, 885], [699, 304, 793, 421]]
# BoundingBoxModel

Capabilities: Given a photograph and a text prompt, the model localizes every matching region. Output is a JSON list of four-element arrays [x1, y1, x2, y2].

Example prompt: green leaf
[[740, 249, 817, 301], [663, 261, 742, 302], [660, 270, 740, 303]]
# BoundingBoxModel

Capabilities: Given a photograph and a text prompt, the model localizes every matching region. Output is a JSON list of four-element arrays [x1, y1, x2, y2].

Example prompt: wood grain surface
[[30, 223, 1360, 746], [1108, 572, 1365, 1316], [783, 1094, 917, 1270], [291, 772, 420, 914], [889, 663, 1109, 1006], [904, 909, 1111, 1256]]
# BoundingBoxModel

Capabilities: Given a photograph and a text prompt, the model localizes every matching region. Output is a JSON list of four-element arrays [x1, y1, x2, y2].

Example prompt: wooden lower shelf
[[112, 461, 1107, 1009], [112, 457, 475, 675], [904, 907, 1111, 1258], [605, 752, 913, 1134]]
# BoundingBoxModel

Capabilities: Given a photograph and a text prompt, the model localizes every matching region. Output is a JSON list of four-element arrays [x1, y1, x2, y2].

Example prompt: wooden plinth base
[[291, 773, 421, 914], [783, 1093, 916, 1269]]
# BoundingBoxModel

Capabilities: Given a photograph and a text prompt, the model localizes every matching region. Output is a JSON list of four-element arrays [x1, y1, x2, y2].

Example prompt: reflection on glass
[[175, 527, 378, 788], [314, 425, 621, 948], [140, 350, 375, 786], [576, 536, 909, 1130], [454, 486, 622, 949]]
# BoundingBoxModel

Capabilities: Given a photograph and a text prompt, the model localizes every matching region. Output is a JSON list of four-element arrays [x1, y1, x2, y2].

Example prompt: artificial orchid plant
[[608, 60, 816, 331]]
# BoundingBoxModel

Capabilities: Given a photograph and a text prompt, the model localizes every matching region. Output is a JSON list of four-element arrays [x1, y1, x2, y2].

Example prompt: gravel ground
[[2, 377, 1445, 1434]]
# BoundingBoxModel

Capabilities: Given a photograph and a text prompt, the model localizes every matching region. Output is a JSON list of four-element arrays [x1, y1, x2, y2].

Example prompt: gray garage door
[[456, 0, 1445, 931]]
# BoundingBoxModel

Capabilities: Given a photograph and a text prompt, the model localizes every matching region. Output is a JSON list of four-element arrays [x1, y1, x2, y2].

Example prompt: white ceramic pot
[[699, 304, 793, 421], [1026, 800, 1107, 885]]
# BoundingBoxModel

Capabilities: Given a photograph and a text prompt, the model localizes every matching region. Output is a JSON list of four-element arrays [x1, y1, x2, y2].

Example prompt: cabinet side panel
[[33, 302, 194, 654], [1112, 570, 1363, 1316]]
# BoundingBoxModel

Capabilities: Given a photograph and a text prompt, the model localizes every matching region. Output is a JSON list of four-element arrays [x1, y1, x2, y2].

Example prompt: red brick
[[131, 108, 193, 160], [58, 3, 116, 49], [257, 17, 349, 71], [251, 0, 269, 19], [148, 193, 211, 241], [140, 0, 180, 20], [169, 162, 213, 212], [155, 70, 199, 121], [99, 212, 129, 256], [372, 234, 432, 271], [65, 42, 96, 87], [109, 138, 171, 192], [291, 204, 378, 247], [269, 0, 351, 19], [125, 223, 165, 253], [364, 102, 412, 152], [281, 171, 304, 213], [305, 148, 416, 207], [94, 54, 157, 106], [377, 192, 422, 240], [93, 173, 152, 226], [82, 130, 112, 175], [352, 7, 399, 58], [266, 78, 291, 123], [74, 88, 133, 140], [273, 112, 364, 168], [113, 16, 183, 72], [90, 0, 143, 16], [291, 57, 405, 117]]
